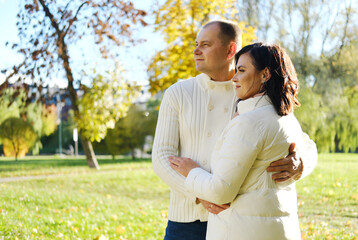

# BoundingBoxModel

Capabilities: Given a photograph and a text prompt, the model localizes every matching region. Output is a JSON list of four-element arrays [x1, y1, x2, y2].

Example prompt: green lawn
[[296, 153, 358, 239], [0, 154, 357, 239]]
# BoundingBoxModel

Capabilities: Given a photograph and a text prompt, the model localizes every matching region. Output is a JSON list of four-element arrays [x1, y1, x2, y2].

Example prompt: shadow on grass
[[0, 157, 151, 170]]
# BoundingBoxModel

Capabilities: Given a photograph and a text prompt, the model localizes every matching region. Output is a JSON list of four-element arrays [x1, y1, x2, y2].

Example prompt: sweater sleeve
[[152, 86, 196, 202], [297, 132, 318, 180], [185, 117, 263, 205]]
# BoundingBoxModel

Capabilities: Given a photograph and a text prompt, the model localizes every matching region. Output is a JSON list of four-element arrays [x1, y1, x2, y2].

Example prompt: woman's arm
[[170, 117, 263, 205]]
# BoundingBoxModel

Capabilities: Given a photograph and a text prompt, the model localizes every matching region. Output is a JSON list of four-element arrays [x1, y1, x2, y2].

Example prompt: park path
[[0, 175, 61, 183], [0, 170, 120, 183]]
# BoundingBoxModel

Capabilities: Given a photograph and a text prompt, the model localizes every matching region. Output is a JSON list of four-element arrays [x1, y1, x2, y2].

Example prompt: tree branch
[[38, 0, 61, 33], [61, 0, 74, 20], [64, 1, 88, 37], [4, 61, 26, 83], [337, 0, 352, 59]]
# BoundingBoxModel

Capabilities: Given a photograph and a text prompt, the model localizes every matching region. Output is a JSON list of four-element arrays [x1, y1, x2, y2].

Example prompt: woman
[[169, 43, 303, 240]]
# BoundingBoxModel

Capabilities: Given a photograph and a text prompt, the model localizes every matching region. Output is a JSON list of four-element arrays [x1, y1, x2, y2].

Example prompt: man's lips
[[195, 59, 204, 61]]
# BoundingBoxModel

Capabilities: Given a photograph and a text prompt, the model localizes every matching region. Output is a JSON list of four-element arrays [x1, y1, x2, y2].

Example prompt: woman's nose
[[232, 73, 238, 82]]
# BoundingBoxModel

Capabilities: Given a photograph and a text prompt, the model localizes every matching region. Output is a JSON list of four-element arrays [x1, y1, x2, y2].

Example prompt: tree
[[41, 104, 58, 136], [0, 117, 37, 160], [148, 0, 257, 94], [236, 0, 358, 152], [2, 1, 147, 168], [77, 68, 140, 143], [0, 88, 27, 128], [0, 87, 57, 154], [105, 102, 158, 159]]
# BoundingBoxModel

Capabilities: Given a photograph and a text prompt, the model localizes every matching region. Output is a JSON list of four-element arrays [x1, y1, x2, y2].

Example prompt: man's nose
[[193, 47, 201, 55]]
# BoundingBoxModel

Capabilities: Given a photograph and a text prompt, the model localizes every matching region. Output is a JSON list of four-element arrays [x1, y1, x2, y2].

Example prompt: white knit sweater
[[152, 73, 317, 223]]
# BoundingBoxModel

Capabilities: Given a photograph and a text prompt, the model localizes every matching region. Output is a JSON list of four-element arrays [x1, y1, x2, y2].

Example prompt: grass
[[0, 155, 150, 178], [296, 153, 358, 239], [0, 153, 357, 239], [0, 157, 169, 240]]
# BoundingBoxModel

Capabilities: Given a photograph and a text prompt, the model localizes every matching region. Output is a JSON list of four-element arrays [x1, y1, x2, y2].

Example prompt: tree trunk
[[131, 148, 136, 160], [38, 0, 100, 169], [80, 135, 100, 169]]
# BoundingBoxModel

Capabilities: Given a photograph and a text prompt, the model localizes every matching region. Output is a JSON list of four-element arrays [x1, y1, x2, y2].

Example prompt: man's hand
[[197, 198, 230, 215], [267, 143, 303, 182], [168, 156, 199, 177]]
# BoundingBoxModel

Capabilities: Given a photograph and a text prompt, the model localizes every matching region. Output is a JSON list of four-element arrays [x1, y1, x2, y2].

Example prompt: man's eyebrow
[[237, 65, 246, 68], [196, 40, 211, 44]]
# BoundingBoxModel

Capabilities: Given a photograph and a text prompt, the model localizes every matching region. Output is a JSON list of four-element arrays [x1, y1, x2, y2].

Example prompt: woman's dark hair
[[235, 42, 300, 116]]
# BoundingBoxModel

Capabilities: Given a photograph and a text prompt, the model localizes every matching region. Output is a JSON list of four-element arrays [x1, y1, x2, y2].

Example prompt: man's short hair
[[203, 20, 242, 50]]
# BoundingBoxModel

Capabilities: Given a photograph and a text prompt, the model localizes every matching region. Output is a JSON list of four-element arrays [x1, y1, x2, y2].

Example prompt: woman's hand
[[168, 156, 199, 177], [197, 198, 230, 214]]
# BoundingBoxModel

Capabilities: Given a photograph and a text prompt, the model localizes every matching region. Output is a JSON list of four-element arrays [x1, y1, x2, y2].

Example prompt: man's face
[[193, 24, 230, 76]]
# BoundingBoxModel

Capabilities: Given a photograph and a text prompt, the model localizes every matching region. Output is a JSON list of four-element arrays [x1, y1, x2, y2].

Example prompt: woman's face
[[232, 53, 263, 100]]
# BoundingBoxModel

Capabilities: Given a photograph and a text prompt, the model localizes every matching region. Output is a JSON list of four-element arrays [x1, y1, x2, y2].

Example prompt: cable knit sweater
[[152, 73, 317, 223]]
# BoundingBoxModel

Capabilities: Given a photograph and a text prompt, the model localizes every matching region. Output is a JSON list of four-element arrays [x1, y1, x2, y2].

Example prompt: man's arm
[[296, 133, 318, 180], [152, 87, 196, 201], [267, 133, 318, 182]]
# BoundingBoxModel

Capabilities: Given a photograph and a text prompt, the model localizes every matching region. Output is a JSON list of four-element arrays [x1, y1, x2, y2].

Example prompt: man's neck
[[207, 61, 236, 81], [208, 70, 235, 82]]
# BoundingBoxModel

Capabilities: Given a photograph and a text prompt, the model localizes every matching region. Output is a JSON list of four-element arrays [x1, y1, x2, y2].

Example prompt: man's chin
[[195, 65, 205, 72]]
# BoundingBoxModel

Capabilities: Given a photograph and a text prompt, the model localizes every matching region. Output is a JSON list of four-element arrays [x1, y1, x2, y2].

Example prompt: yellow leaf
[[116, 225, 126, 234], [93, 235, 109, 240]]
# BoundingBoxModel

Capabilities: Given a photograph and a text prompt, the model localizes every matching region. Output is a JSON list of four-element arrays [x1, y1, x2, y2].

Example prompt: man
[[152, 20, 317, 240]]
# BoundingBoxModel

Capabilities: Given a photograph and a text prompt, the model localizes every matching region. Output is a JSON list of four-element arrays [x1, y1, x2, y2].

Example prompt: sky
[[0, 0, 165, 88]]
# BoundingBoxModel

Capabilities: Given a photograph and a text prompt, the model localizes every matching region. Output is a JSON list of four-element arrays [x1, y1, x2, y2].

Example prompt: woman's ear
[[261, 68, 271, 83]]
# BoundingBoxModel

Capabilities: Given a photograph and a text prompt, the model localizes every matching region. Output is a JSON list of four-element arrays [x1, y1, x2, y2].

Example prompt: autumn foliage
[[148, 0, 256, 93], [2, 0, 147, 168]]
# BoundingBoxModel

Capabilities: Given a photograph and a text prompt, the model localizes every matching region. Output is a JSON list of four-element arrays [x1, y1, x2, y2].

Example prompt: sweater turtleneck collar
[[237, 95, 272, 115], [197, 73, 234, 92]]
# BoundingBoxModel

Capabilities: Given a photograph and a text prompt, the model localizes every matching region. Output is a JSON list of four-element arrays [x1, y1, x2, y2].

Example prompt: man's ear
[[261, 68, 271, 83], [227, 42, 237, 59]]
